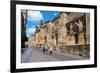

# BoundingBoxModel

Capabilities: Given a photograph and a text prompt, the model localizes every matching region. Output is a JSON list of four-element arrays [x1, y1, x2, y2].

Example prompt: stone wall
[[57, 44, 90, 58], [30, 12, 90, 58]]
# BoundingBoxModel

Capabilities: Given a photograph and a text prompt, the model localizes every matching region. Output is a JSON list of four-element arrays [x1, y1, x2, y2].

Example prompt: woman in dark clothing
[[43, 46, 46, 54]]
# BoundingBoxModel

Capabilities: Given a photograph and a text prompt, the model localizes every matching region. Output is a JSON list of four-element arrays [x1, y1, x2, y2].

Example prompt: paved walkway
[[21, 48, 88, 63]]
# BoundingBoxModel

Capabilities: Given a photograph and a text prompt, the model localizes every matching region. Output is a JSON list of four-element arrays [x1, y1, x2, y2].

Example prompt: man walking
[[49, 46, 53, 55]]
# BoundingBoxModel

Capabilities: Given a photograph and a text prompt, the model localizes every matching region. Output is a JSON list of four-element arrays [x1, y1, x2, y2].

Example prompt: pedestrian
[[43, 46, 46, 54], [49, 46, 53, 55], [45, 46, 48, 55], [27, 44, 28, 48]]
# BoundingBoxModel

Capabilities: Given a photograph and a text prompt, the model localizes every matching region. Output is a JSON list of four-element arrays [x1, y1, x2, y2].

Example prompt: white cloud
[[26, 34, 30, 38], [27, 11, 43, 21], [26, 27, 36, 37], [54, 13, 57, 16]]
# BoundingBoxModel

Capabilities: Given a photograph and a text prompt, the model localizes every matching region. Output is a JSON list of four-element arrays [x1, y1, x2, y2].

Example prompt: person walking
[[49, 46, 53, 55], [45, 46, 48, 55], [43, 46, 46, 54]]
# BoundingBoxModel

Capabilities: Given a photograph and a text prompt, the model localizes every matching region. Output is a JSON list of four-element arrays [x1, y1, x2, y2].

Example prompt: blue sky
[[26, 10, 60, 38]]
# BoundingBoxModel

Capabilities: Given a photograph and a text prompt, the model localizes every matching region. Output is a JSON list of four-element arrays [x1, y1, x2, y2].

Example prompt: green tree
[[21, 29, 28, 48]]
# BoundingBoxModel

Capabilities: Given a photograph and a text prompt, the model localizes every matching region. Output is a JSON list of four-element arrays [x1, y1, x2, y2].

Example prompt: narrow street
[[21, 48, 88, 63]]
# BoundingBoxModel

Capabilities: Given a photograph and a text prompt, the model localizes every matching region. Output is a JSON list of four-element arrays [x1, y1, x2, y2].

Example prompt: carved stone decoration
[[72, 23, 79, 34]]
